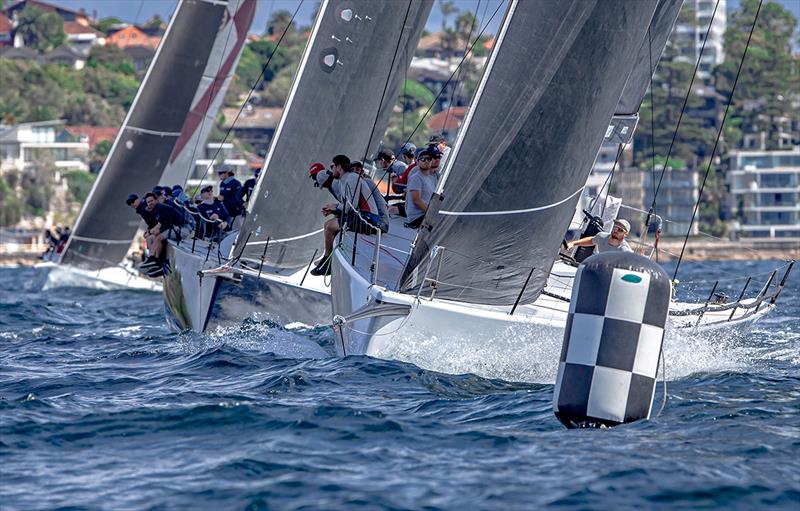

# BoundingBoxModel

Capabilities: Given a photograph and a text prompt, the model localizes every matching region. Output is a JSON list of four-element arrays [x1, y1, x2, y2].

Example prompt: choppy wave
[[1, 261, 799, 510]]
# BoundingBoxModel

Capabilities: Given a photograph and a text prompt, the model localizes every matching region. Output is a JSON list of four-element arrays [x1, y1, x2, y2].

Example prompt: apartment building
[[726, 149, 800, 239]]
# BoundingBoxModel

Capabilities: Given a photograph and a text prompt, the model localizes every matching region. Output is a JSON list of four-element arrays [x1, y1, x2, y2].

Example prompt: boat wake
[[41, 264, 161, 292], [367, 315, 777, 385], [175, 319, 331, 360]]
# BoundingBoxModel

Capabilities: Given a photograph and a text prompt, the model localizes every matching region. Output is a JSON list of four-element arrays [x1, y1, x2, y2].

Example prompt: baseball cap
[[350, 160, 364, 169], [309, 162, 326, 177], [428, 134, 446, 144], [152, 186, 163, 195], [125, 193, 138, 205], [399, 142, 416, 156], [201, 185, 213, 193], [614, 219, 631, 232], [417, 147, 434, 159]]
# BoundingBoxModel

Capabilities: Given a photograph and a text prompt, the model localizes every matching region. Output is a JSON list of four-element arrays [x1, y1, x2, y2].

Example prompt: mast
[[233, 0, 433, 269], [60, 0, 256, 270], [400, 0, 661, 305]]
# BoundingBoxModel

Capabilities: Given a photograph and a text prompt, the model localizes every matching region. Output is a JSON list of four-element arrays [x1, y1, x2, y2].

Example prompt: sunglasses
[[418, 157, 432, 162]]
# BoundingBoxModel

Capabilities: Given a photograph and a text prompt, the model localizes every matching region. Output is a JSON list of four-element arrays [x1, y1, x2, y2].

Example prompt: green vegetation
[[64, 170, 96, 204], [0, 59, 131, 126], [715, 0, 799, 151], [15, 5, 65, 52]]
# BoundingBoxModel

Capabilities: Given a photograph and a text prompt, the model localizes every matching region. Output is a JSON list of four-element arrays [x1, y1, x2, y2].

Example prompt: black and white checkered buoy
[[553, 252, 671, 428]]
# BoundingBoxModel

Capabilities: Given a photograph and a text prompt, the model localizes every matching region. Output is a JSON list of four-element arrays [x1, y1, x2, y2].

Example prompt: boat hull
[[331, 248, 771, 382], [164, 241, 331, 333]]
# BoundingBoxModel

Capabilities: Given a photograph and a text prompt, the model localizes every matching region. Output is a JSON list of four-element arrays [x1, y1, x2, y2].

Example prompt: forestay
[[61, 0, 255, 270], [400, 0, 660, 305], [234, 0, 433, 269]]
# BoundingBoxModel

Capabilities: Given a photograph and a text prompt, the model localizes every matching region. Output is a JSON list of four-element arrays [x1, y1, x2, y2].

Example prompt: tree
[[93, 17, 125, 34], [266, 10, 296, 38], [715, 0, 799, 150], [15, 5, 65, 52], [87, 45, 136, 75], [634, 5, 717, 171]]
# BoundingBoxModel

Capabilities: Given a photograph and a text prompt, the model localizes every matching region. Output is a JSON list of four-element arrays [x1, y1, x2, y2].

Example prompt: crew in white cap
[[567, 218, 633, 254]]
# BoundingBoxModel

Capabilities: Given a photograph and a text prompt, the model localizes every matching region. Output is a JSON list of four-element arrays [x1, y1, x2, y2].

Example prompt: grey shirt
[[592, 231, 633, 253], [405, 170, 438, 222]]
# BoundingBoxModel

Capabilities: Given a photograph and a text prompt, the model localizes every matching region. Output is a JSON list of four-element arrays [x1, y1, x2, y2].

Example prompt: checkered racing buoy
[[553, 252, 671, 428]]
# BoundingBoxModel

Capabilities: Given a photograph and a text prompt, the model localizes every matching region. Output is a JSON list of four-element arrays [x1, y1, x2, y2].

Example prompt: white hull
[[331, 246, 772, 382], [38, 261, 162, 292]]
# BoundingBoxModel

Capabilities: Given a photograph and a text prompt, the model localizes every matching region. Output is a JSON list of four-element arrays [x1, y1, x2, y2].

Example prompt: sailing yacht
[[162, 0, 433, 332], [328, 0, 788, 380], [42, 0, 256, 292]]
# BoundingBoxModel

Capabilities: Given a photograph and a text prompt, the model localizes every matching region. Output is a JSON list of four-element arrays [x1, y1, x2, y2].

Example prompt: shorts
[[344, 211, 377, 236]]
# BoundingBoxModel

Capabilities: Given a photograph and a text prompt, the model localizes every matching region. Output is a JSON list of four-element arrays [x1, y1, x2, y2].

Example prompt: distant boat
[[162, 0, 433, 332], [42, 0, 256, 292], [326, 0, 789, 380]]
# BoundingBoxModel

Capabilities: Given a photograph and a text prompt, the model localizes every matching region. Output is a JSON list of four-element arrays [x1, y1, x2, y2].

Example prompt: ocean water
[[1, 260, 798, 510]]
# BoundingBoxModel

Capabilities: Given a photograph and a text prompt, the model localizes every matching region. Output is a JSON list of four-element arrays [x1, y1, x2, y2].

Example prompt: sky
[[34, 0, 800, 38]]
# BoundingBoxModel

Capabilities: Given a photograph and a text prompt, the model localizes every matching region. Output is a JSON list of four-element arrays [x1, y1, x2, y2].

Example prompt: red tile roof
[[64, 126, 118, 149], [0, 13, 12, 33], [426, 107, 467, 132]]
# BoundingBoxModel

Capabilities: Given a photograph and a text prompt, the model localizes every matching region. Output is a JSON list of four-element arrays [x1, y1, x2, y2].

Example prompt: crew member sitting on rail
[[405, 147, 439, 229], [567, 218, 633, 254], [308, 154, 388, 276], [126, 193, 167, 274], [197, 184, 231, 240]]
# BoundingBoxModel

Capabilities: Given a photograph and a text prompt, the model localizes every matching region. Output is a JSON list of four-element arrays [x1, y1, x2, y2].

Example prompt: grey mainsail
[[400, 0, 660, 305], [162, 0, 258, 185], [234, 0, 433, 269], [60, 0, 255, 270]]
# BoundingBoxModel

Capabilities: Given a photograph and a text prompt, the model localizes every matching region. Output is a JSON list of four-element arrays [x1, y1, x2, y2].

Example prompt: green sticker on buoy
[[622, 273, 642, 283]]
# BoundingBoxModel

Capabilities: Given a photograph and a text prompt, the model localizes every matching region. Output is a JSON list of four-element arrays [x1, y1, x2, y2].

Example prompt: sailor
[[217, 166, 244, 219], [428, 134, 451, 166], [427, 144, 443, 172], [171, 185, 190, 205], [351, 160, 391, 230], [152, 186, 166, 204], [392, 146, 428, 195], [405, 147, 438, 229], [124, 193, 164, 272], [241, 167, 260, 204], [567, 218, 633, 254], [197, 184, 231, 239], [377, 148, 407, 194], [397, 142, 416, 165], [309, 154, 388, 276], [127, 193, 157, 230]]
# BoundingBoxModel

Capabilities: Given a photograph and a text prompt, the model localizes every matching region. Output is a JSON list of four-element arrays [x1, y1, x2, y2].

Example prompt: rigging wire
[[360, 1, 415, 164], [180, 0, 242, 189], [399, 0, 507, 149], [441, 0, 480, 140], [673, 0, 763, 283], [645, 0, 721, 228], [188, 0, 305, 197]]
